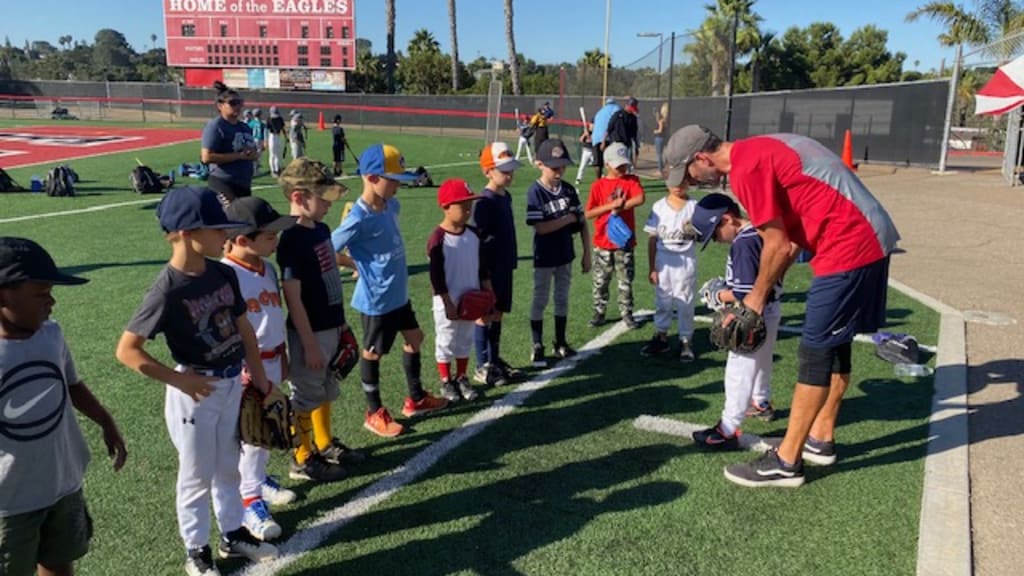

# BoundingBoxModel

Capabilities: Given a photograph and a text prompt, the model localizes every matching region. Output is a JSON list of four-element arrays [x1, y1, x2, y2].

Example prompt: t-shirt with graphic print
[[125, 260, 247, 370], [0, 321, 91, 517], [278, 221, 346, 331], [526, 179, 583, 268], [201, 116, 256, 185]]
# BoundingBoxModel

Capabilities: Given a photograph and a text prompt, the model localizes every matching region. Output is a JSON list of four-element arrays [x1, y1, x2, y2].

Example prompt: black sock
[[360, 358, 383, 413], [488, 320, 503, 362], [530, 320, 543, 346], [555, 315, 568, 346], [402, 351, 425, 401]]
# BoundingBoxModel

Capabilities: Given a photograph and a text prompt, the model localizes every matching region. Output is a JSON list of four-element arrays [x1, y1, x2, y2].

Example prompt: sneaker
[[494, 357, 523, 381], [531, 344, 547, 367], [185, 546, 221, 576], [288, 453, 348, 482], [678, 339, 695, 363], [802, 436, 837, 466], [575, 178, 582, 186], [692, 423, 741, 450], [484, 363, 509, 387], [723, 449, 805, 488], [744, 401, 776, 422], [260, 476, 297, 506], [553, 342, 576, 360], [440, 379, 462, 402], [455, 375, 479, 401], [401, 393, 449, 417], [242, 500, 282, 541], [319, 437, 367, 466], [622, 314, 638, 329], [640, 334, 670, 357], [589, 313, 606, 327], [364, 407, 404, 437], [473, 366, 489, 384], [218, 527, 278, 562]]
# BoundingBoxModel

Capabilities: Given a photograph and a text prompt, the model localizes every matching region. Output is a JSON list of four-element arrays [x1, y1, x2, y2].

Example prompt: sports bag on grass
[[131, 165, 164, 194], [45, 166, 75, 197], [0, 168, 24, 192]]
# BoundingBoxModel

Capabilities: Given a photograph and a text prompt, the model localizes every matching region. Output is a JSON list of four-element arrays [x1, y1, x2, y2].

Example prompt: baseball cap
[[156, 186, 249, 233], [359, 143, 417, 181], [480, 142, 522, 172], [536, 139, 573, 168], [279, 157, 348, 202], [437, 178, 479, 207], [663, 124, 719, 187], [0, 237, 88, 287], [223, 196, 298, 237], [605, 97, 617, 105], [604, 142, 632, 168], [691, 192, 740, 251]]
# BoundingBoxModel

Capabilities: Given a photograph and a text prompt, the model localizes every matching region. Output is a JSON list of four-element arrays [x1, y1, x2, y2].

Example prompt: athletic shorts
[[491, 266, 514, 313], [332, 145, 344, 163], [802, 256, 890, 348], [0, 489, 92, 575], [206, 175, 252, 204], [361, 301, 419, 355]]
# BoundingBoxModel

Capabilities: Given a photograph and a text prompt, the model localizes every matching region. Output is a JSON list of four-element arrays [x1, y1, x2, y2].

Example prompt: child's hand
[[445, 299, 459, 321], [304, 345, 326, 370], [102, 420, 128, 472], [649, 270, 658, 285], [173, 371, 217, 402]]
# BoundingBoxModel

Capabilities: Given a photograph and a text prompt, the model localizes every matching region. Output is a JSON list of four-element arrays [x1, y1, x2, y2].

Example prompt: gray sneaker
[[455, 375, 480, 401], [440, 379, 462, 402], [723, 449, 805, 488], [802, 436, 837, 466], [678, 339, 695, 363]]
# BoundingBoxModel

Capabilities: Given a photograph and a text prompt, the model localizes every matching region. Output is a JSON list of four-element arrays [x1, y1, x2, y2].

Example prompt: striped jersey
[[726, 224, 783, 303], [729, 134, 900, 276]]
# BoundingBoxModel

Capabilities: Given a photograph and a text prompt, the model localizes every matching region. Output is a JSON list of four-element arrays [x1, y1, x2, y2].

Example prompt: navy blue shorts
[[802, 256, 889, 348], [491, 267, 514, 313]]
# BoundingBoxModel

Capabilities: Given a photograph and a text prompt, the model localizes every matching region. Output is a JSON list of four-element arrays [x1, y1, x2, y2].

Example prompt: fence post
[[141, 98, 147, 123], [665, 32, 676, 136], [938, 43, 962, 173]]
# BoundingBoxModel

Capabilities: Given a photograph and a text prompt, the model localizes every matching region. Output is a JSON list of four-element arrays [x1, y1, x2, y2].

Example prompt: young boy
[[222, 197, 299, 541], [514, 114, 535, 164], [526, 139, 592, 367], [575, 121, 595, 187], [115, 186, 278, 574], [640, 176, 698, 361], [331, 114, 347, 176], [248, 109, 266, 173], [289, 112, 306, 160], [584, 142, 645, 329], [689, 193, 782, 449], [276, 158, 364, 483], [331, 144, 449, 438], [472, 142, 523, 387], [0, 237, 127, 576], [428, 179, 490, 402]]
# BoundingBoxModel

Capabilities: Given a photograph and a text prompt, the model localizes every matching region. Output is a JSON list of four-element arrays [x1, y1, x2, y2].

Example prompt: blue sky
[[4, 0, 955, 72]]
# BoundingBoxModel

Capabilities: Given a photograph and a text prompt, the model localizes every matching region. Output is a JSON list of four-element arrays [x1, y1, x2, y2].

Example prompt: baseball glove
[[699, 277, 728, 311], [457, 289, 496, 321], [709, 303, 768, 353], [239, 385, 298, 450], [328, 326, 359, 382]]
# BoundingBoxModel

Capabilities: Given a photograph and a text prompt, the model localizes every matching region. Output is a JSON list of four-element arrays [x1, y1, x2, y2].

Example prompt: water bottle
[[894, 363, 934, 378]]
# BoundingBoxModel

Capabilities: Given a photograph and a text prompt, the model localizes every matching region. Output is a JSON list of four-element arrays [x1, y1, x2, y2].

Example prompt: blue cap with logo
[[358, 143, 417, 181], [691, 192, 740, 251], [156, 186, 249, 233]]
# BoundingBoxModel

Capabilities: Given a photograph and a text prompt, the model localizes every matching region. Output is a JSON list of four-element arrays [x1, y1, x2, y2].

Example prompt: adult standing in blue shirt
[[591, 97, 622, 178], [201, 81, 257, 203]]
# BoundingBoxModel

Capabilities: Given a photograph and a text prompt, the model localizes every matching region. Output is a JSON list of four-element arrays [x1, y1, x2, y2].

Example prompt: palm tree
[[150, 33, 158, 51], [748, 29, 775, 92], [504, 0, 521, 95], [385, 0, 396, 93], [448, 0, 459, 91], [408, 29, 440, 56], [906, 2, 988, 48], [687, 0, 762, 96]]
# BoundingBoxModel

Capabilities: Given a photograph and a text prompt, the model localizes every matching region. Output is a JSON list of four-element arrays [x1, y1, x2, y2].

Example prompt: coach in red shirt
[[664, 125, 900, 488]]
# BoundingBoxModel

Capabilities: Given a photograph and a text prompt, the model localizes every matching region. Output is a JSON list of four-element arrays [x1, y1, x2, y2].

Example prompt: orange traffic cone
[[318, 111, 326, 131], [841, 129, 856, 171]]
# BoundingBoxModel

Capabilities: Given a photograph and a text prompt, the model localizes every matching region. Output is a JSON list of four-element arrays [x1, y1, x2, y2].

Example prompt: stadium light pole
[[636, 32, 664, 98], [602, 0, 612, 101]]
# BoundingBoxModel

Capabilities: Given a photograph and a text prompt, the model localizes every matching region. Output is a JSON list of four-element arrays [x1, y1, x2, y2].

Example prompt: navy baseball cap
[[691, 193, 740, 251], [0, 237, 88, 287], [156, 186, 249, 233]]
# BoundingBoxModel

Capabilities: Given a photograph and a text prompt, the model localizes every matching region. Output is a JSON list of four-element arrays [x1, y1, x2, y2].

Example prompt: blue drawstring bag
[[606, 213, 633, 248]]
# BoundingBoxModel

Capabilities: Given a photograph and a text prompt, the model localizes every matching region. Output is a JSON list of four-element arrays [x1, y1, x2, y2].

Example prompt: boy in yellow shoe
[[332, 144, 449, 437]]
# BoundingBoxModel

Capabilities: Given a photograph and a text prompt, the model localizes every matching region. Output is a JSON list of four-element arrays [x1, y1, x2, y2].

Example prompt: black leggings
[[206, 175, 251, 204]]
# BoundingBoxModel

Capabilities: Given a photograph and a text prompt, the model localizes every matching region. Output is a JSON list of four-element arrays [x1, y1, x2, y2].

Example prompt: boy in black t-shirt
[[331, 115, 347, 176], [276, 158, 364, 484], [115, 186, 278, 574]]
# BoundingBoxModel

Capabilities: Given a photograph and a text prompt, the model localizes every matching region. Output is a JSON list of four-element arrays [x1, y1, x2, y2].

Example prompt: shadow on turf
[[292, 445, 687, 576]]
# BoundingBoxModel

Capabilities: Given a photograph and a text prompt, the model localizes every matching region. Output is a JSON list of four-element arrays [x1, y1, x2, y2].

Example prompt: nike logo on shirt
[[3, 384, 56, 419]]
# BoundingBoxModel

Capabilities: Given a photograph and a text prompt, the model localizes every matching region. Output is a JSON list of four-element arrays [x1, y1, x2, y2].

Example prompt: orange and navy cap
[[437, 178, 480, 207], [479, 142, 522, 172], [358, 143, 416, 181]]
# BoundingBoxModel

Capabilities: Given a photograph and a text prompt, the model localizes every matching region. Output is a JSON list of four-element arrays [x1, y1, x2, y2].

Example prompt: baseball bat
[[579, 106, 588, 126]]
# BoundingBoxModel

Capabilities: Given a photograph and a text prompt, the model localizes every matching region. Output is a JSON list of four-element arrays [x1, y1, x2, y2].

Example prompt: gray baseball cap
[[604, 142, 632, 168], [663, 124, 719, 187]]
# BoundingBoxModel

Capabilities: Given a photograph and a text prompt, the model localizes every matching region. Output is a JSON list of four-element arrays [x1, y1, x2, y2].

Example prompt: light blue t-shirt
[[592, 102, 622, 146], [331, 197, 408, 315]]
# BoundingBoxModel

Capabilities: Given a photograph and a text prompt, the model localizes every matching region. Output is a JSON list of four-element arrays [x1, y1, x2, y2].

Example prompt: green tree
[[686, 0, 762, 96], [92, 28, 135, 80], [842, 25, 905, 85], [401, 29, 449, 94]]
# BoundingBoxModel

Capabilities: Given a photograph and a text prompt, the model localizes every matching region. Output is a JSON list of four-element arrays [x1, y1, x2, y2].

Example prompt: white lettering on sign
[[270, 0, 349, 15], [168, 0, 228, 12]]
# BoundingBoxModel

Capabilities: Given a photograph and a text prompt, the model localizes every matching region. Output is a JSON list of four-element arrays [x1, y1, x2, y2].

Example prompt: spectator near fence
[[200, 81, 257, 203]]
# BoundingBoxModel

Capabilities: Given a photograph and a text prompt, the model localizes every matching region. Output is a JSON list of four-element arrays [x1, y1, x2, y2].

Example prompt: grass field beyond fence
[[0, 120, 939, 576]]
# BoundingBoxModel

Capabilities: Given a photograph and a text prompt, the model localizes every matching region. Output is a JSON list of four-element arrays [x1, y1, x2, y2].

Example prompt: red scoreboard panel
[[163, 0, 356, 70]]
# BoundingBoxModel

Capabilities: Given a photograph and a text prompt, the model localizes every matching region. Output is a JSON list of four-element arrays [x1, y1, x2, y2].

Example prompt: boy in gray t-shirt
[[0, 237, 126, 576]]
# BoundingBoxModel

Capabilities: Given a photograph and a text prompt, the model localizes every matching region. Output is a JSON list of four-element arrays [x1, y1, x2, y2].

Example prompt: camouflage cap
[[279, 157, 347, 202]]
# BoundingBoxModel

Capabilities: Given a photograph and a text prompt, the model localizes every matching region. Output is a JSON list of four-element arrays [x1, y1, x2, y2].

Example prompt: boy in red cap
[[427, 179, 492, 402]]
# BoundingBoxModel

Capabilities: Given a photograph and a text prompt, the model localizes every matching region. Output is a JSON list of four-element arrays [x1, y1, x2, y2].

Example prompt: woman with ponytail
[[200, 81, 257, 203]]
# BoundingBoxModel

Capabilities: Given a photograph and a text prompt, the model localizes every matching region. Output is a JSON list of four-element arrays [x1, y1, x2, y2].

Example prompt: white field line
[[632, 415, 773, 452], [0, 161, 479, 225], [232, 312, 643, 576]]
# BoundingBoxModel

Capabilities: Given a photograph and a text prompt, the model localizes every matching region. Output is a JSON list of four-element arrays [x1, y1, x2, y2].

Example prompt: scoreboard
[[163, 0, 356, 71]]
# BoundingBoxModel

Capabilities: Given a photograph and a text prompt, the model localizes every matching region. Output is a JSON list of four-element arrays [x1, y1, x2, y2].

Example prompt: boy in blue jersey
[[332, 144, 449, 438], [689, 193, 781, 450]]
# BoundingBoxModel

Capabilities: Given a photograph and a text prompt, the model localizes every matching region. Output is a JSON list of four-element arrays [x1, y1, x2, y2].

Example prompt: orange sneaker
[[364, 407, 404, 438], [401, 393, 449, 417]]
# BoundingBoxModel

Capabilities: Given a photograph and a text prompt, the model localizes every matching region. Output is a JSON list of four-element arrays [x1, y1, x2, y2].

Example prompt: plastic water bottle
[[894, 363, 934, 377]]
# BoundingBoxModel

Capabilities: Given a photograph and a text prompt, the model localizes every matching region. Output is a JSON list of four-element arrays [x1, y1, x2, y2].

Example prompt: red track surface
[[0, 126, 199, 169]]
